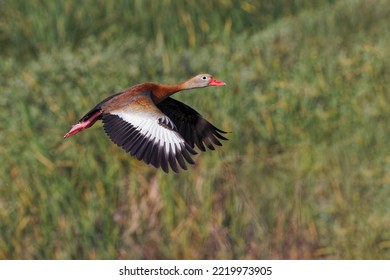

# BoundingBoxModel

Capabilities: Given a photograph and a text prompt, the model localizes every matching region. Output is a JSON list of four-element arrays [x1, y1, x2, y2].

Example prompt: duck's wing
[[102, 92, 197, 173], [157, 97, 228, 152]]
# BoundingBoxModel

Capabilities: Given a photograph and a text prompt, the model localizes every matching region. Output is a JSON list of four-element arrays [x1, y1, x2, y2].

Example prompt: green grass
[[1, 0, 390, 259]]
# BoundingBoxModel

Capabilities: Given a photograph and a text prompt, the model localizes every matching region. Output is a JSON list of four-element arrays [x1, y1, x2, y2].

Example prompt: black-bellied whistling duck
[[64, 74, 228, 173]]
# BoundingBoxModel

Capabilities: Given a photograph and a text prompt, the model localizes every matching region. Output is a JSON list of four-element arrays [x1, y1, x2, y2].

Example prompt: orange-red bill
[[209, 77, 226, 86]]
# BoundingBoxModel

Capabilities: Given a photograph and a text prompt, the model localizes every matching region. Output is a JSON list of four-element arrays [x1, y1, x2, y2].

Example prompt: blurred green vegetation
[[1, 0, 390, 259]]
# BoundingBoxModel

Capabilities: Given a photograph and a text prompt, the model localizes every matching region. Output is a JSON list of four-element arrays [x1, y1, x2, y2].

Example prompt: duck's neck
[[152, 83, 187, 104]]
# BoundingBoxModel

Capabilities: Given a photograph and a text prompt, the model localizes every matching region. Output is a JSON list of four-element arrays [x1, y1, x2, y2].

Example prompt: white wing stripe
[[111, 109, 185, 156]]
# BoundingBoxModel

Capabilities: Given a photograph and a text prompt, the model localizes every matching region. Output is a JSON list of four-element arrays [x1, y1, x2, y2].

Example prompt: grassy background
[[1, 0, 390, 259]]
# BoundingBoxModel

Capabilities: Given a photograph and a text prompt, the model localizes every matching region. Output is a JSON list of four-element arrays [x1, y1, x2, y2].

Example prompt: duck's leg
[[64, 111, 101, 138]]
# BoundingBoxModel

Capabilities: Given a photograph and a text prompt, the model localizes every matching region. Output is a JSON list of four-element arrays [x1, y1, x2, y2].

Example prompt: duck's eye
[[202, 76, 207, 80]]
